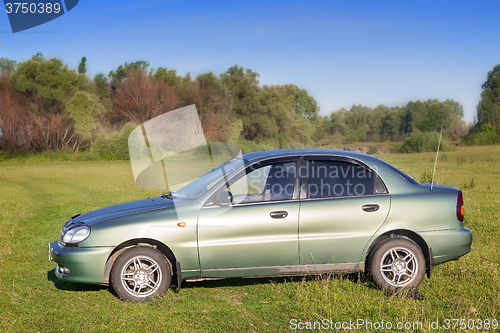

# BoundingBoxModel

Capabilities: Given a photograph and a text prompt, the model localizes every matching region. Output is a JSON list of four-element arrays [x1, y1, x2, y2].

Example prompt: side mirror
[[215, 190, 233, 205]]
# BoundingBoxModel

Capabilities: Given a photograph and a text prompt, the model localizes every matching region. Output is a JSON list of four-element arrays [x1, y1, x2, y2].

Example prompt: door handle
[[270, 211, 288, 219], [362, 204, 379, 212]]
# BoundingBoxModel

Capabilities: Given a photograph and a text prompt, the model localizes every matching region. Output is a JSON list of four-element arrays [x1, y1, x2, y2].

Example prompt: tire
[[369, 238, 425, 292], [110, 246, 171, 302]]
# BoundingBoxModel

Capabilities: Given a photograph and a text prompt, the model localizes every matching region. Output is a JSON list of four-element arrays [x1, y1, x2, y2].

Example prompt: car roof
[[243, 148, 375, 163]]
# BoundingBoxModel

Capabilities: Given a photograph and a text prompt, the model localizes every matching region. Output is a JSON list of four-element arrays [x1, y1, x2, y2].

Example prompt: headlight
[[62, 226, 90, 244]]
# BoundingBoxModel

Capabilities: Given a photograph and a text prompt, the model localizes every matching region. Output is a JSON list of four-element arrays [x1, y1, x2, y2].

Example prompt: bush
[[400, 132, 449, 153], [473, 123, 500, 145], [419, 169, 433, 183], [342, 134, 358, 144], [236, 138, 280, 154], [89, 123, 137, 160]]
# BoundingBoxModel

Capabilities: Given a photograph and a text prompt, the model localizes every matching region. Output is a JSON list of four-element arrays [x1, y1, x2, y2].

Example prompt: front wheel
[[369, 238, 425, 292], [110, 246, 171, 302]]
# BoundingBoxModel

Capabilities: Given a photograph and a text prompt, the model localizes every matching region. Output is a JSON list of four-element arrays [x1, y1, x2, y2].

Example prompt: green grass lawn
[[0, 146, 499, 332]]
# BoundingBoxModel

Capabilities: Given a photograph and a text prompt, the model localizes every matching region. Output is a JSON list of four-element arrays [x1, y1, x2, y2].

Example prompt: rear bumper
[[49, 240, 114, 284], [419, 228, 472, 265]]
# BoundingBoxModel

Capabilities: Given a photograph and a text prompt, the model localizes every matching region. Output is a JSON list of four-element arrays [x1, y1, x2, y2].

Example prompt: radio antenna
[[430, 119, 444, 192]]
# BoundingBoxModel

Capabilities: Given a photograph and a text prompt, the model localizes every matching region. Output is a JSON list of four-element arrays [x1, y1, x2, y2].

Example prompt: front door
[[198, 159, 300, 277]]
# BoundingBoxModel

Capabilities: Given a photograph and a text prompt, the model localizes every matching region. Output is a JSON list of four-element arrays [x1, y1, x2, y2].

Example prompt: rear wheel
[[110, 246, 171, 302], [369, 238, 425, 292]]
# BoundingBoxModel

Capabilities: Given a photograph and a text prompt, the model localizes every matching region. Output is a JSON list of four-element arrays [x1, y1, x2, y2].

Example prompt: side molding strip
[[201, 262, 365, 278]]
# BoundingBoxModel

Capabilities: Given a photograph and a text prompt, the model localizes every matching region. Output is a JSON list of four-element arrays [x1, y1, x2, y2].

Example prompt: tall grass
[[0, 146, 499, 332]]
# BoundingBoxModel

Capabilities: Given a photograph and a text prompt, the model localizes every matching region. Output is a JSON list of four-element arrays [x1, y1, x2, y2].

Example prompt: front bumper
[[48, 240, 114, 284]]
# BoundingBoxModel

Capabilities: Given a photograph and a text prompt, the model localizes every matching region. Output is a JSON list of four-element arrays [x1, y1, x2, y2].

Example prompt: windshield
[[173, 156, 244, 199]]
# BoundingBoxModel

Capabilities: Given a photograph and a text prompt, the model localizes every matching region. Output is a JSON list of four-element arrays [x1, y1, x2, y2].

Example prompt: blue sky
[[1, 0, 499, 122]]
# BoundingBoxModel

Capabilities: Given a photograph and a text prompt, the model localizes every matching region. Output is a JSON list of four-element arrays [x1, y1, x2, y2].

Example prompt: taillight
[[456, 190, 464, 222]]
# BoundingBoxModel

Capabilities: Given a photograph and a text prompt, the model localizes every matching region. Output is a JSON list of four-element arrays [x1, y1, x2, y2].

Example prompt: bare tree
[[0, 88, 31, 154], [110, 70, 179, 123], [195, 84, 233, 142], [30, 113, 75, 152]]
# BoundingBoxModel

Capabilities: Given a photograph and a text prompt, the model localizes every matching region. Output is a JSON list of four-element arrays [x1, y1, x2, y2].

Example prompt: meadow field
[[0, 146, 499, 332]]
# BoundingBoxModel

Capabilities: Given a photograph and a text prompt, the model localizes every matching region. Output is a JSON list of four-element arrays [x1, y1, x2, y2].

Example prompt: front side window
[[228, 161, 297, 203], [305, 160, 385, 199]]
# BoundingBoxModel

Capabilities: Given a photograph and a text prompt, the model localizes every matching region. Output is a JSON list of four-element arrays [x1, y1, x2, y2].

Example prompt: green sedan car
[[49, 149, 472, 302]]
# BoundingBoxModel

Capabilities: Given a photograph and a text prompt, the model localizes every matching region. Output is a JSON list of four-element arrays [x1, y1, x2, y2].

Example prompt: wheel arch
[[103, 238, 177, 285], [365, 229, 433, 278]]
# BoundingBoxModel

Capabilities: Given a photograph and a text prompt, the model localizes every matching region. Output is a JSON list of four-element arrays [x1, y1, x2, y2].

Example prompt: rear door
[[298, 157, 390, 265]]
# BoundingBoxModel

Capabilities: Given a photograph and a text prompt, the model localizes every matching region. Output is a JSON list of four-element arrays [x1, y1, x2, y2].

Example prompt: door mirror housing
[[215, 190, 233, 206]]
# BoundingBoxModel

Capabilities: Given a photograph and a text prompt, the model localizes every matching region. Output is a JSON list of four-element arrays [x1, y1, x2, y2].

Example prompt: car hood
[[75, 197, 184, 225]]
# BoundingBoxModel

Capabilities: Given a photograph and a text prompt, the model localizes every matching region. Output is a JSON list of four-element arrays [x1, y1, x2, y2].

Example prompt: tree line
[[0, 54, 322, 155], [0, 54, 498, 156], [327, 99, 467, 144]]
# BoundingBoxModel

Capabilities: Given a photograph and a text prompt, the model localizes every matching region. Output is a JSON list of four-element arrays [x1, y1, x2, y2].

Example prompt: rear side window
[[305, 160, 386, 198], [381, 160, 419, 184]]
